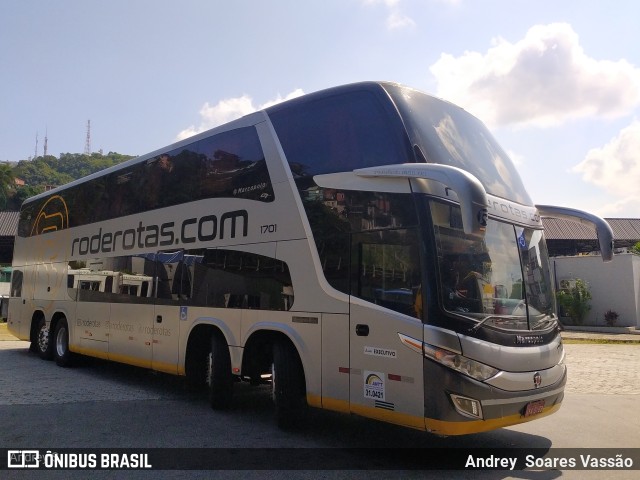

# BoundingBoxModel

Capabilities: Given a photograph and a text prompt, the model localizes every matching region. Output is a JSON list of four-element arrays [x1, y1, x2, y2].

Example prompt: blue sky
[[2, 0, 639, 217]]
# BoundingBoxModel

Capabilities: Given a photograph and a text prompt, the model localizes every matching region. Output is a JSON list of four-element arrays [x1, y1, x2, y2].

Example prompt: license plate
[[524, 399, 545, 417]]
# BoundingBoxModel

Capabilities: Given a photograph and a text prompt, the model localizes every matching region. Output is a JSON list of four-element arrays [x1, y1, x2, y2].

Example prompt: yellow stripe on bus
[[423, 402, 562, 436], [309, 394, 563, 435]]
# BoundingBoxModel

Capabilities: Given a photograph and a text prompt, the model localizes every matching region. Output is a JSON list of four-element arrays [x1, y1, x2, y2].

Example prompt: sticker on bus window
[[180, 306, 188, 321], [364, 371, 385, 401]]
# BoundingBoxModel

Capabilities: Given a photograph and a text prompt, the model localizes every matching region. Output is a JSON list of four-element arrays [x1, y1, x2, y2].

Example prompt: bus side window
[[351, 229, 422, 319], [187, 248, 294, 311]]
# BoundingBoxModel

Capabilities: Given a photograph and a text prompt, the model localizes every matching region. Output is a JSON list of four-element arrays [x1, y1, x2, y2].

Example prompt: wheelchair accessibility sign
[[180, 307, 188, 321]]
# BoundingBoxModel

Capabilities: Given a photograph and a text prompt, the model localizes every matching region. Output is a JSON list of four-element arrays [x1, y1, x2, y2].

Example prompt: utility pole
[[84, 119, 91, 155]]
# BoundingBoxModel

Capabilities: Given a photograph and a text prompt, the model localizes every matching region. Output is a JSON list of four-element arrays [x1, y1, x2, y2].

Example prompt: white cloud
[[176, 89, 304, 141], [572, 120, 640, 215], [430, 23, 640, 127], [387, 11, 416, 30], [361, 0, 415, 30], [361, 0, 401, 7]]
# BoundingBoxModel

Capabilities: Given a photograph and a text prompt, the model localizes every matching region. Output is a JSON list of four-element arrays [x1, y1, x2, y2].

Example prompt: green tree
[[10, 185, 44, 209], [0, 163, 15, 209], [630, 241, 640, 255], [556, 279, 592, 325], [6, 151, 133, 211]]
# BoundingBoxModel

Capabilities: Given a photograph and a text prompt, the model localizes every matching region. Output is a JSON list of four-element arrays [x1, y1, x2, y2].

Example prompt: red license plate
[[524, 399, 545, 417]]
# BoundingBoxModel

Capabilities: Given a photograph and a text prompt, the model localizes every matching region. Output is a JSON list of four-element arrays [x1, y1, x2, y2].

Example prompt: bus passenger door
[[349, 230, 426, 429]]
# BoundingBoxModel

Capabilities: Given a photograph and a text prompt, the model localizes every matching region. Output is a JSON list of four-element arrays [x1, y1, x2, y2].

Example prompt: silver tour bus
[[8, 82, 613, 435]]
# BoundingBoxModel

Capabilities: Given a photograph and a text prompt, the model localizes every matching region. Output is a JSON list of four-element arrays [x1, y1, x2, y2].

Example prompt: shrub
[[604, 310, 619, 327]]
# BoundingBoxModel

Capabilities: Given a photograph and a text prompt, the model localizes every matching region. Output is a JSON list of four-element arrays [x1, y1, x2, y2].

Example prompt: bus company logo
[[8, 450, 40, 468], [71, 209, 249, 257], [31, 195, 69, 236], [364, 371, 385, 401], [533, 372, 542, 389]]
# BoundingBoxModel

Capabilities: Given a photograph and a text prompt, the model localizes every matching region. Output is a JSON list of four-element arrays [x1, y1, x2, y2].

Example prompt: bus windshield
[[431, 201, 555, 331], [384, 84, 532, 205]]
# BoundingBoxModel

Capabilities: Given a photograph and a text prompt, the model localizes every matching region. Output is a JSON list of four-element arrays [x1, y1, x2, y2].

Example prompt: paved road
[[1, 327, 639, 479], [563, 343, 640, 395]]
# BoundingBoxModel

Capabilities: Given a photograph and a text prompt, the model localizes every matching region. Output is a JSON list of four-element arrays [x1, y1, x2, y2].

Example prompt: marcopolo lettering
[[71, 209, 248, 256]]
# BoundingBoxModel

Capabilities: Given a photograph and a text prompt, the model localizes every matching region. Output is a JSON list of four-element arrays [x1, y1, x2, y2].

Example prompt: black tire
[[206, 333, 233, 409], [185, 341, 207, 391], [33, 316, 53, 360], [272, 340, 307, 430], [53, 318, 74, 367]]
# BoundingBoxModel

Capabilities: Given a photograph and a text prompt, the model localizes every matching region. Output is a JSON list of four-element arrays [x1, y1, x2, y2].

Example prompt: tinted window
[[19, 127, 272, 237], [67, 256, 156, 304], [269, 90, 411, 177], [385, 84, 532, 204], [352, 229, 422, 319], [299, 187, 418, 293], [67, 249, 294, 311], [183, 248, 294, 311]]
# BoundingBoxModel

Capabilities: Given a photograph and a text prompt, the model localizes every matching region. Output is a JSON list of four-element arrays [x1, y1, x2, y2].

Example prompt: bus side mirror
[[354, 164, 488, 237], [536, 205, 614, 262]]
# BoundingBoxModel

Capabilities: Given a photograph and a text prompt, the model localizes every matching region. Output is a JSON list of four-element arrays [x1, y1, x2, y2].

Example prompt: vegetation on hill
[[1, 152, 134, 210]]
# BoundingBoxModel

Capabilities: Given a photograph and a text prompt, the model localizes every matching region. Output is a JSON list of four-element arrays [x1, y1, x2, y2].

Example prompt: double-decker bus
[[8, 82, 613, 435]]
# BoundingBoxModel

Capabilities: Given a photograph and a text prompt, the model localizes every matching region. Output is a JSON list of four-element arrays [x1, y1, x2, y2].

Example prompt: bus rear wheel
[[206, 333, 233, 409], [272, 340, 307, 430], [34, 317, 53, 360], [53, 318, 74, 367]]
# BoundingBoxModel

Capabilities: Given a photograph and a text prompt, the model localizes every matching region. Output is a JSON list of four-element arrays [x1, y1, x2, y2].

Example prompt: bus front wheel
[[272, 340, 307, 430], [206, 333, 233, 409]]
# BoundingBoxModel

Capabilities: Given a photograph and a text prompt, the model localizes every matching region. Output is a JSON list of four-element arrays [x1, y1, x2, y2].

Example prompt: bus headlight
[[423, 343, 499, 382]]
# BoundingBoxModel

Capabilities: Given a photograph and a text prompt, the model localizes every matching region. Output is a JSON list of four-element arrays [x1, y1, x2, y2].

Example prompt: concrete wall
[[551, 253, 640, 328]]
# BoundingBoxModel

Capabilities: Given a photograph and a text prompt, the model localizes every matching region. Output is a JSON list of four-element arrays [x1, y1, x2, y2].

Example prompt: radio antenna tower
[[43, 128, 49, 157], [84, 120, 91, 154], [34, 131, 39, 159]]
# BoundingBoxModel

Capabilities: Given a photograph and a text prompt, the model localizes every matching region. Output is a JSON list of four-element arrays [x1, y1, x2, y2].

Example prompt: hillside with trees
[[1, 152, 134, 210]]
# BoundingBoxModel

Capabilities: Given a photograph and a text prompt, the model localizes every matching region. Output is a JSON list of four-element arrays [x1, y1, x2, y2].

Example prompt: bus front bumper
[[423, 358, 566, 436]]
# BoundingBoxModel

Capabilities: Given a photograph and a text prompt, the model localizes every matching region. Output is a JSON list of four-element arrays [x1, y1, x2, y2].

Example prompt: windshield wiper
[[531, 316, 555, 330], [468, 315, 496, 334]]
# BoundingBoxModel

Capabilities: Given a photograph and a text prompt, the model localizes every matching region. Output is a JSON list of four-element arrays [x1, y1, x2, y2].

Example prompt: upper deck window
[[18, 126, 271, 237], [268, 88, 412, 177]]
